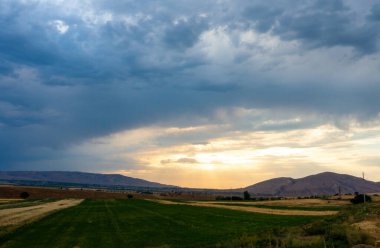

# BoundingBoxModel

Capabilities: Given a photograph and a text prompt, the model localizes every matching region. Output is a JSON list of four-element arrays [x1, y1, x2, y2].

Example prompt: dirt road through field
[[152, 200, 338, 216], [0, 199, 83, 227]]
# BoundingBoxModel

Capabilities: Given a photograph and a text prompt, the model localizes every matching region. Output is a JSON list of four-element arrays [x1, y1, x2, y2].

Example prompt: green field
[[0, 199, 320, 248]]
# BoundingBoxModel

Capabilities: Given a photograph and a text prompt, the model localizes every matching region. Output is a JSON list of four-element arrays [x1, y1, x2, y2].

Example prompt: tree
[[243, 191, 251, 200], [20, 192, 30, 199], [350, 194, 372, 204]]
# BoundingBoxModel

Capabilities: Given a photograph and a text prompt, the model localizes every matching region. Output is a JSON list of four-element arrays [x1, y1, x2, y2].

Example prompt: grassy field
[[1, 199, 378, 248], [0, 199, 320, 248]]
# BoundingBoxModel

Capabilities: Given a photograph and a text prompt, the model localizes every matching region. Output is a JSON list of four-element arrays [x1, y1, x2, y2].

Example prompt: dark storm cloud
[[1, 0, 380, 170], [276, 13, 378, 54], [244, 0, 380, 54], [243, 5, 284, 32], [368, 3, 380, 22], [163, 18, 209, 50]]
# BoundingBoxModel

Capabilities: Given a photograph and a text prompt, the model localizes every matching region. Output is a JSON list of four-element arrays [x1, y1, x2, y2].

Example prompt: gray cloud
[[368, 4, 380, 22], [161, 158, 200, 165], [243, 0, 380, 54], [1, 0, 380, 170], [164, 17, 209, 50]]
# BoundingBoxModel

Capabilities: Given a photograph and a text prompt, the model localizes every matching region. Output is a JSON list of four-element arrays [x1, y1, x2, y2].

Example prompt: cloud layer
[[1, 0, 380, 187]]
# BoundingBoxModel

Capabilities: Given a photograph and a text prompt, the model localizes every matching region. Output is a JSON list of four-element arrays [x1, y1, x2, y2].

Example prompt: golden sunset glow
[[70, 115, 380, 188]]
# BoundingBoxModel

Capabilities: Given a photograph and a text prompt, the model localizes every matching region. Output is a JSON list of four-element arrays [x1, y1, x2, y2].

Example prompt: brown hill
[[0, 171, 171, 188], [244, 172, 380, 196]]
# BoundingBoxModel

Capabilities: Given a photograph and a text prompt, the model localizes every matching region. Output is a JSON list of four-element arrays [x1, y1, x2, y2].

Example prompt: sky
[[1, 0, 380, 188]]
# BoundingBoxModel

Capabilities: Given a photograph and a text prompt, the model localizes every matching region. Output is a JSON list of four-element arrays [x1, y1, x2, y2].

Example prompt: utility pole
[[362, 172, 366, 203], [338, 186, 341, 200]]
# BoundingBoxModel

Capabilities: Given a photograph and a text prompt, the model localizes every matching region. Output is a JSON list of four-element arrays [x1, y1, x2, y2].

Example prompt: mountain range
[[243, 172, 380, 196], [0, 171, 171, 188], [1, 171, 380, 196]]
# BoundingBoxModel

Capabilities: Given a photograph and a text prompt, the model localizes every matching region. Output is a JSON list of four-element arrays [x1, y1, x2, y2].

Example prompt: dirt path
[[151, 200, 338, 216], [0, 199, 83, 227]]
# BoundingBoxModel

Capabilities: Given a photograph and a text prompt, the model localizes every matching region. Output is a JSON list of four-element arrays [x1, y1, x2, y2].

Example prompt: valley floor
[[0, 199, 319, 247], [0, 199, 378, 247]]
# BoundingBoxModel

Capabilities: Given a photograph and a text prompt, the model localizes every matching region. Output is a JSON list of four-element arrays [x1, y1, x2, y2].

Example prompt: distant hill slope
[[244, 172, 380, 196], [0, 171, 172, 188]]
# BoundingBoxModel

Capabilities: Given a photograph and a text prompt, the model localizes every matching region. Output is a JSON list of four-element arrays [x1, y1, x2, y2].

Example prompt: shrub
[[231, 196, 243, 201], [216, 196, 231, 201], [304, 220, 329, 235], [350, 194, 372, 204], [345, 227, 373, 246], [127, 194, 133, 199], [20, 191, 30, 199]]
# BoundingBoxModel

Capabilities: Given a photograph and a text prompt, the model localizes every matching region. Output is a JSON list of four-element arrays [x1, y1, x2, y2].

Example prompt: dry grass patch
[[0, 199, 83, 227], [151, 199, 338, 216], [352, 220, 380, 240], [194, 198, 349, 207], [256, 199, 349, 206], [368, 194, 380, 203], [189, 202, 338, 216], [0, 199, 22, 203]]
